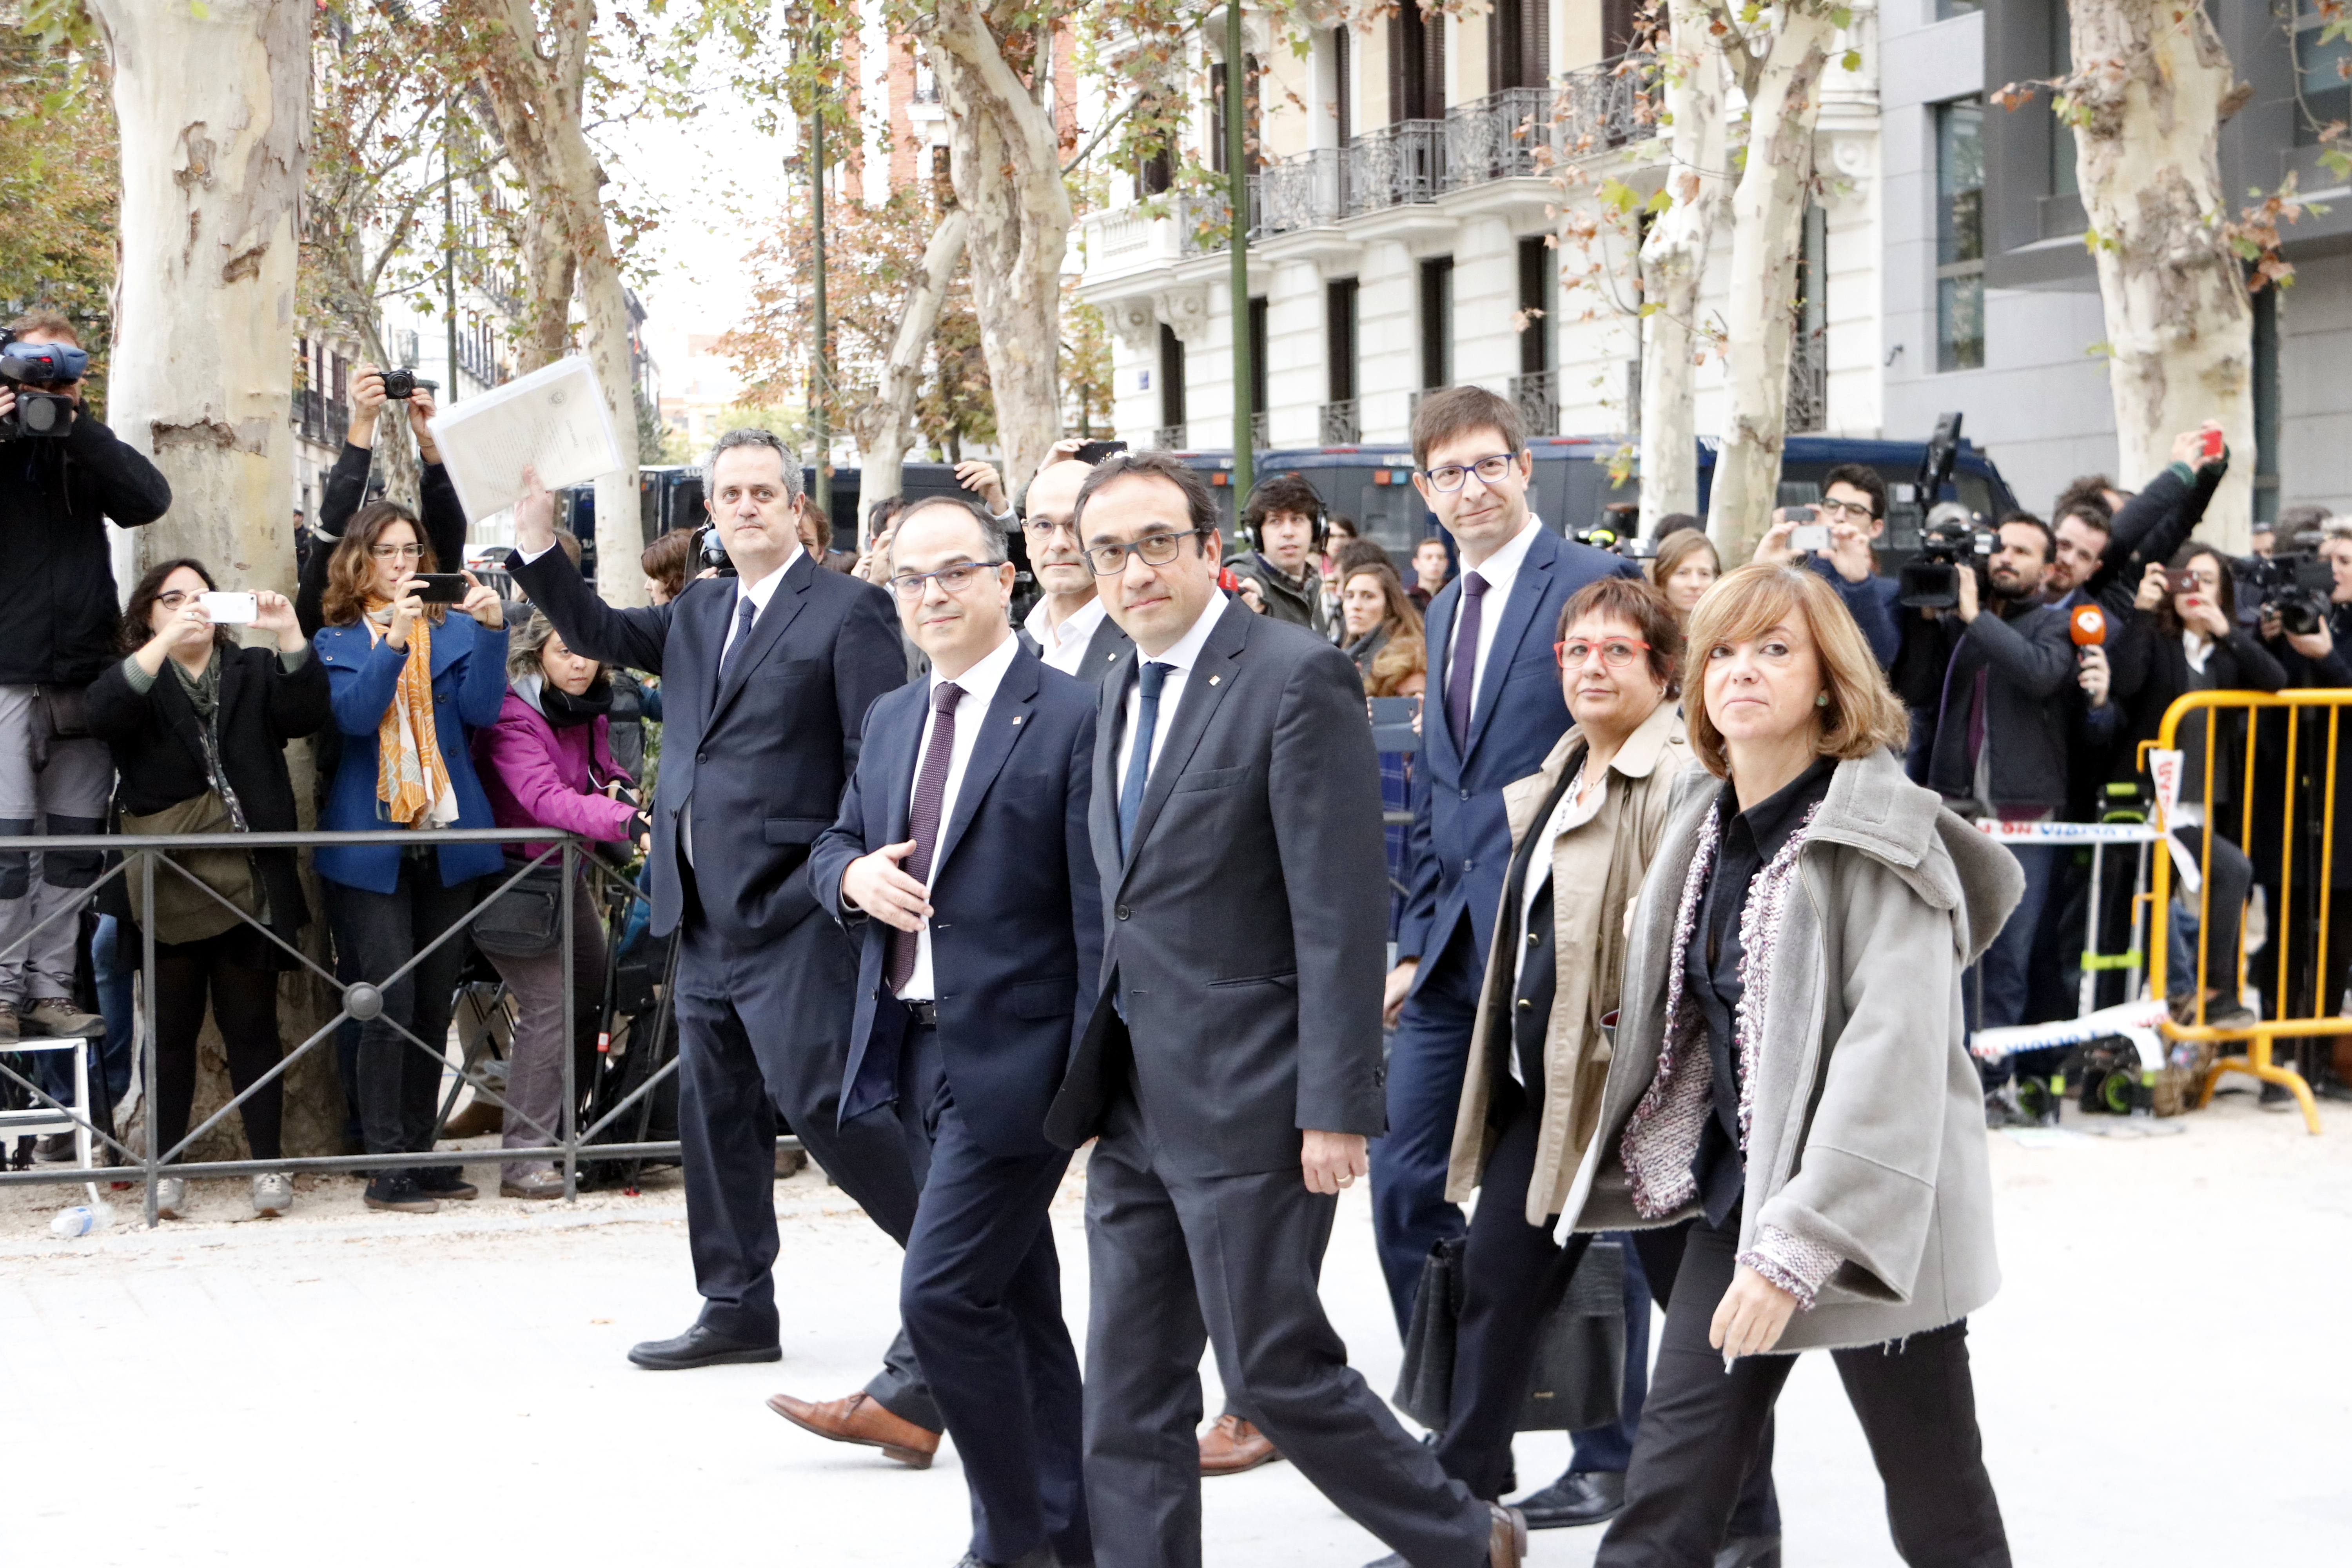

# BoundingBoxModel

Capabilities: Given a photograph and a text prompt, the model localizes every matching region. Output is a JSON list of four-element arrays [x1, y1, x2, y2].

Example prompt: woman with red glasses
[[1419, 574, 1700, 1526]]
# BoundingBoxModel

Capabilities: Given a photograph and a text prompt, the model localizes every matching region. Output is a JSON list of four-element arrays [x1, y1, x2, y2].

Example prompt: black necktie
[[887, 682, 965, 994], [719, 595, 757, 685]]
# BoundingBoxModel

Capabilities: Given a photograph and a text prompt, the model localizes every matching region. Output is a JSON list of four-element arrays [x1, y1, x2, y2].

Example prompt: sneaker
[[154, 1176, 188, 1220], [363, 1174, 439, 1213], [416, 1167, 479, 1201], [31, 1131, 76, 1163], [251, 1172, 294, 1217], [0, 1001, 16, 1042], [22, 998, 105, 1038], [501, 1169, 565, 1200]]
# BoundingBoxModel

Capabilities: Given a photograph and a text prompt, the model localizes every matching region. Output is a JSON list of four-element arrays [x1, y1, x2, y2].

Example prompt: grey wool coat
[[1557, 744, 2025, 1352]]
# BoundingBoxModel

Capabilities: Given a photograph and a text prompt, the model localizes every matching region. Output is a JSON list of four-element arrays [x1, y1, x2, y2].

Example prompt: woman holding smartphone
[[314, 501, 508, 1214], [88, 562, 327, 1219], [1560, 562, 2021, 1567]]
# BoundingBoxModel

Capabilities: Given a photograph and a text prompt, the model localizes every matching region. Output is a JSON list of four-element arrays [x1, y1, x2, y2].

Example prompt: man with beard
[[1923, 513, 2073, 1045]]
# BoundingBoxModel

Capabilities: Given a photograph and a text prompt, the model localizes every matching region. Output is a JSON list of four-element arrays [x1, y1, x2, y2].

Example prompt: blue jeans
[[1971, 845, 2056, 1085], [35, 914, 134, 1114]]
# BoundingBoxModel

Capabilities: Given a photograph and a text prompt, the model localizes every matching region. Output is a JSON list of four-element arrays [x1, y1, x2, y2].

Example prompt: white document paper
[[425, 356, 623, 525]]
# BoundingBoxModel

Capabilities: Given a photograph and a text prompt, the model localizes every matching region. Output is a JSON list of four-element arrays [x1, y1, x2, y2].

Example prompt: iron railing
[[1251, 410, 1270, 449], [1320, 398, 1362, 445], [1150, 423, 1188, 450], [1510, 370, 1561, 438], [1787, 326, 1829, 434], [0, 826, 752, 1224], [1446, 87, 1557, 186], [1347, 119, 1449, 212]]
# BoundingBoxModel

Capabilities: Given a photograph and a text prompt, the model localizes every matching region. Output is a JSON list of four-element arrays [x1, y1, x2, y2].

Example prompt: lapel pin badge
[[1209, 675, 1221, 686], [1011, 716, 1022, 725]]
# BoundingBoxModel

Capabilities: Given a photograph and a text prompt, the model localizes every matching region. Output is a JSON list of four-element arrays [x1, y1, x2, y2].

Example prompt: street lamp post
[[810, 74, 831, 527], [1227, 2, 1253, 505]]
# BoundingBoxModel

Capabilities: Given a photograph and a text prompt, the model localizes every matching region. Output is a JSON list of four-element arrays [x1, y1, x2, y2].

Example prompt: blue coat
[[1399, 524, 1639, 981], [812, 644, 1103, 1158], [313, 614, 510, 893]]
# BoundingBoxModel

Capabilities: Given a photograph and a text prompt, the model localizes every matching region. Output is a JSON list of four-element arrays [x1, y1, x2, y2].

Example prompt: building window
[[1935, 97, 1985, 373], [1491, 0, 1551, 90], [2295, 0, 2350, 145], [1158, 324, 1187, 434], [1935, 0, 1982, 17], [1420, 256, 1454, 390], [1327, 278, 1359, 403], [1515, 236, 1554, 375], [2049, 3, 2078, 195], [1247, 295, 1269, 419], [1389, 1, 1444, 122], [1331, 27, 1352, 144]]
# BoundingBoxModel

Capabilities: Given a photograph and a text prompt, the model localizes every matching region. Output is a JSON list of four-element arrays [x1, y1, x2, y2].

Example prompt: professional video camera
[[693, 522, 738, 578], [1897, 501, 1994, 610], [0, 337, 85, 440], [2236, 529, 2335, 637]]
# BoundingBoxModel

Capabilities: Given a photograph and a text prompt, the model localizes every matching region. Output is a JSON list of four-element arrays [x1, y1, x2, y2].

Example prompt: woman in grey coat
[[1559, 562, 2024, 1568]]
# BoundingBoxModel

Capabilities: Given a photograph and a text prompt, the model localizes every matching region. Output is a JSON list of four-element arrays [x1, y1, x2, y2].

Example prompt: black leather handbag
[[471, 855, 566, 958], [1392, 1234, 1627, 1434]]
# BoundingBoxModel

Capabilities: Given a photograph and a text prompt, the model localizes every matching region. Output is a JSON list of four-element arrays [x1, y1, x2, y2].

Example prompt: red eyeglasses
[[1555, 638, 1651, 669]]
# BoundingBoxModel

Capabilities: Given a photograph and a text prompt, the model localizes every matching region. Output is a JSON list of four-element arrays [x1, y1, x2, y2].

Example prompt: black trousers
[[1082, 1088, 1494, 1568], [1597, 1214, 2008, 1568], [325, 865, 477, 1165], [895, 1022, 1087, 1566], [150, 927, 283, 1162], [672, 909, 937, 1428]]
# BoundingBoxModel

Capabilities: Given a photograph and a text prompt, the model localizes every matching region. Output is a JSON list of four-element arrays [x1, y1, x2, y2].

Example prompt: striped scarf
[[367, 604, 457, 829]]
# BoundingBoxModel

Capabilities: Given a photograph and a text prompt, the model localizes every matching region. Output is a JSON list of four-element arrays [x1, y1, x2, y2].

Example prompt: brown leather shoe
[[1196, 1413, 1281, 1476], [764, 1390, 938, 1468], [1487, 1503, 1528, 1567]]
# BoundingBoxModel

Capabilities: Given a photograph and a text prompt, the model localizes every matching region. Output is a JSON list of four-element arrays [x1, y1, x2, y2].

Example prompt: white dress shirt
[[687, 546, 803, 866], [1023, 593, 1111, 679], [895, 630, 1020, 1000], [1113, 592, 1230, 802], [1446, 516, 1543, 717]]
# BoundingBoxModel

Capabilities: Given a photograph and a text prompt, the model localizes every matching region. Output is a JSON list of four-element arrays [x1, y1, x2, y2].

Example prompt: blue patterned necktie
[[1118, 662, 1172, 857]]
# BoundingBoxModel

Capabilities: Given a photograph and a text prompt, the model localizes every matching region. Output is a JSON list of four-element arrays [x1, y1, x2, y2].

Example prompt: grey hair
[[885, 494, 1010, 572], [702, 427, 804, 502], [505, 610, 604, 681]]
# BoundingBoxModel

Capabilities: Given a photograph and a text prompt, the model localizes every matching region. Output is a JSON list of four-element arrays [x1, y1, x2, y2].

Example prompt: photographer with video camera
[[1920, 514, 2077, 1065], [296, 363, 462, 639], [0, 309, 169, 1063]]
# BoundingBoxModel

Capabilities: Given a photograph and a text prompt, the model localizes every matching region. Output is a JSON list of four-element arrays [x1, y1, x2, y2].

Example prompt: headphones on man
[[1239, 475, 1328, 554]]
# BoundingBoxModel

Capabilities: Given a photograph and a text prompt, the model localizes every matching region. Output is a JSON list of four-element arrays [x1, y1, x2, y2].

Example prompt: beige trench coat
[[1444, 699, 1693, 1225]]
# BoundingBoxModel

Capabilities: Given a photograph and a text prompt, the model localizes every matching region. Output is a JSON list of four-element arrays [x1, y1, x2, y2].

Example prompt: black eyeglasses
[[1084, 528, 1214, 577], [1419, 453, 1518, 493]]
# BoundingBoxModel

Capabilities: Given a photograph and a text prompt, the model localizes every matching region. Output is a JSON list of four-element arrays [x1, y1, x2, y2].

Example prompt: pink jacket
[[472, 684, 638, 844]]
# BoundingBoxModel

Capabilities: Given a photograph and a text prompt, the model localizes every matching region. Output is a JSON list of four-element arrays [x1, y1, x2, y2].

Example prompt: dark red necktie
[[1446, 571, 1489, 756], [886, 682, 964, 994]]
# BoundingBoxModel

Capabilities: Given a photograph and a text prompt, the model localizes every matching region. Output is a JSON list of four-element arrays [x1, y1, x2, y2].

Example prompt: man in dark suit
[[1373, 388, 1642, 1530], [508, 434, 941, 1451], [782, 495, 1101, 1568], [1046, 451, 1523, 1568], [1018, 456, 1134, 683]]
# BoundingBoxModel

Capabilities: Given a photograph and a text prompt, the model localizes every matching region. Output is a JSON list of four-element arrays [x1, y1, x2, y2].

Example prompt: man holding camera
[[0, 310, 170, 1058], [1760, 464, 1902, 670], [1922, 515, 2074, 1043]]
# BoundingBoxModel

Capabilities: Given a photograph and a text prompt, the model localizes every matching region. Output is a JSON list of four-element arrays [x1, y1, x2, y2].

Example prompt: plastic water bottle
[[49, 1203, 113, 1238]]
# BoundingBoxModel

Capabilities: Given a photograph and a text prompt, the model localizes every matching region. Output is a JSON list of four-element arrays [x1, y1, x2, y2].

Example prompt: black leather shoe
[[1514, 1468, 1626, 1529], [1715, 1535, 1781, 1568], [951, 1549, 1056, 1568], [627, 1323, 782, 1370]]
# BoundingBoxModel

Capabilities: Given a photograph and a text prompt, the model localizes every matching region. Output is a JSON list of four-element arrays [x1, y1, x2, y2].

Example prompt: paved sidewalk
[[4, 1092, 2348, 1565]]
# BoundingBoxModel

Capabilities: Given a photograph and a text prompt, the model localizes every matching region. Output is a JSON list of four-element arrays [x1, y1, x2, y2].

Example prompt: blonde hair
[[1681, 562, 1909, 779]]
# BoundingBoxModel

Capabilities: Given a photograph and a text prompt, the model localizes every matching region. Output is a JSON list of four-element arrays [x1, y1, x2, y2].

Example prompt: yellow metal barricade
[[2142, 690, 2352, 1135]]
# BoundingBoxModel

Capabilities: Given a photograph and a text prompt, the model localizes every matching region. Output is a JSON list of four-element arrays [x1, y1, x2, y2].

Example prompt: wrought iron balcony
[[1510, 370, 1559, 439], [1787, 326, 1828, 435], [1346, 120, 1448, 214], [1552, 53, 1657, 160], [1256, 147, 1346, 235], [1446, 87, 1556, 186], [1251, 410, 1270, 448], [1320, 398, 1361, 446], [1151, 423, 1189, 450]]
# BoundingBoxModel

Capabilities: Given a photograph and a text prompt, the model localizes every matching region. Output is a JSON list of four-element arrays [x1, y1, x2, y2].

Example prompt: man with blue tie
[[782, 496, 1101, 1568], [1373, 388, 1645, 1529], [508, 434, 938, 1445]]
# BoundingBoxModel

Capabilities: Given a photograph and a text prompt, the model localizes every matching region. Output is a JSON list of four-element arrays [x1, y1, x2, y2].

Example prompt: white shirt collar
[[1141, 591, 1231, 675], [1461, 515, 1541, 596], [1024, 591, 1107, 650], [929, 627, 1020, 708], [733, 545, 805, 611]]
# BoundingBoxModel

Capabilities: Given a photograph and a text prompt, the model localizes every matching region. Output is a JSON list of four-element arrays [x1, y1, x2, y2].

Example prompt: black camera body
[[381, 368, 437, 401], [0, 360, 74, 440], [2238, 543, 2334, 637], [1898, 503, 1995, 609], [1573, 522, 1658, 561], [693, 523, 738, 578]]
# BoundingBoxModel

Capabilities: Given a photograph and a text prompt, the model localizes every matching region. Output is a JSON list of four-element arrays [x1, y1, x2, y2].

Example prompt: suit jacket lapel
[[932, 647, 1039, 878], [875, 684, 926, 846], [1425, 581, 1463, 777], [1092, 646, 1134, 880], [1465, 530, 1555, 763], [1121, 598, 1247, 884], [709, 554, 814, 728], [1083, 612, 1133, 679]]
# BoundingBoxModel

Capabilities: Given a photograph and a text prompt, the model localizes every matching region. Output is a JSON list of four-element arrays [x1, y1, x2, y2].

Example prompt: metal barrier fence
[[2143, 689, 2352, 1134], [0, 825, 756, 1223]]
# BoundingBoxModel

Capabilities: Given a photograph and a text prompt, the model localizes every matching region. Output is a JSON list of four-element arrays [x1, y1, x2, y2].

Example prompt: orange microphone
[[2070, 604, 2106, 647]]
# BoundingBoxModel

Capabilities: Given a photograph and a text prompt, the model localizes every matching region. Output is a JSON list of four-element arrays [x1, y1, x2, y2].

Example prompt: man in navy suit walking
[[1373, 389, 1645, 1527], [509, 435, 939, 1448], [787, 495, 1102, 1568]]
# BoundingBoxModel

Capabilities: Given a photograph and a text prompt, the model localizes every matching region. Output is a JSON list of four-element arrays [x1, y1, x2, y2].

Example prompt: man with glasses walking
[[1047, 450, 1527, 1568], [1758, 463, 1903, 670], [1376, 387, 1641, 1530], [1018, 454, 1134, 684]]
